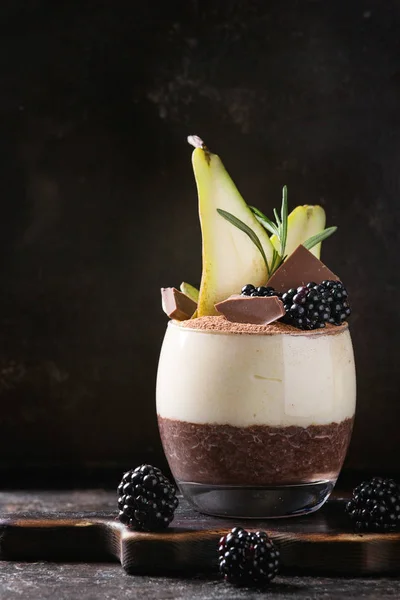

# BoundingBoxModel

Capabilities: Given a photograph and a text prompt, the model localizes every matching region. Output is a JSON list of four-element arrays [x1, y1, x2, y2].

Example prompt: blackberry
[[241, 284, 255, 296], [218, 527, 280, 586], [282, 284, 329, 330], [321, 280, 351, 325], [345, 477, 400, 533], [282, 280, 351, 330], [241, 284, 277, 298], [117, 464, 178, 531]]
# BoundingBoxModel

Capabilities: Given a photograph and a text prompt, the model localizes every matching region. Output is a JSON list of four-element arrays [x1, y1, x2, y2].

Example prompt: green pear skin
[[271, 205, 326, 259], [192, 147, 275, 317]]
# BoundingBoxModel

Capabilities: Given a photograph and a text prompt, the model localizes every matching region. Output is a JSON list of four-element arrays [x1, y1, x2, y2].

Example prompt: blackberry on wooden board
[[117, 464, 178, 531], [346, 477, 400, 532], [218, 527, 280, 586]]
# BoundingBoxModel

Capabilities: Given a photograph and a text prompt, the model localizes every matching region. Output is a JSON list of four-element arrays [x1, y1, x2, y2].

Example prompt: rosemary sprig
[[280, 185, 288, 258], [303, 227, 337, 251], [254, 185, 288, 276], [216, 209, 271, 277], [217, 186, 337, 279], [270, 248, 282, 274], [249, 206, 279, 237]]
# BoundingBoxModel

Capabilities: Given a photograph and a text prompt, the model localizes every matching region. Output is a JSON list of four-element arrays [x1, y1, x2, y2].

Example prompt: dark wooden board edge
[[0, 516, 118, 563], [1, 512, 400, 576], [119, 527, 400, 576]]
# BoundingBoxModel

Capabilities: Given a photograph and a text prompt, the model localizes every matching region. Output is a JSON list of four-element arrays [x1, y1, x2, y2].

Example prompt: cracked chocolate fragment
[[267, 244, 340, 291], [215, 295, 285, 325], [161, 287, 197, 320]]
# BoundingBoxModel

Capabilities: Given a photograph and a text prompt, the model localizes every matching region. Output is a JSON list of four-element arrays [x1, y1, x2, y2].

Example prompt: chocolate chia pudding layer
[[158, 416, 354, 486]]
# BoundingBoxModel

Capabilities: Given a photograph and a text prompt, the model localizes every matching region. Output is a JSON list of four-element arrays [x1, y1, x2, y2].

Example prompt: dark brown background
[[0, 0, 399, 477]]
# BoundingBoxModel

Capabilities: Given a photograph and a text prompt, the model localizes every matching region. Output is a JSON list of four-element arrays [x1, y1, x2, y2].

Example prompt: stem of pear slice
[[187, 135, 205, 149], [187, 135, 211, 164]]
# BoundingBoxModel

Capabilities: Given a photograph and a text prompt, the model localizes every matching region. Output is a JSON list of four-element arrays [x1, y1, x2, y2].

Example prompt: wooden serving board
[[1, 496, 400, 576]]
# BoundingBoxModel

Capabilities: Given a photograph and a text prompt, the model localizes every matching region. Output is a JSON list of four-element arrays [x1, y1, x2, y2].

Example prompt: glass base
[[178, 479, 335, 518]]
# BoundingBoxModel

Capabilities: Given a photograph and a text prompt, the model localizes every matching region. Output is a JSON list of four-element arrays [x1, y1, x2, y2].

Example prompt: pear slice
[[180, 282, 199, 303], [191, 143, 275, 317], [271, 205, 326, 258]]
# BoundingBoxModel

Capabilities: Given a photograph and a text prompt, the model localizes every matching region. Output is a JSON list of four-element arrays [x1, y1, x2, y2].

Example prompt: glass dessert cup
[[156, 320, 356, 518]]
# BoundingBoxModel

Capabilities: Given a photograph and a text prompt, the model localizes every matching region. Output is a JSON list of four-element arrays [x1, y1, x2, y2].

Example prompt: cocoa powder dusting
[[175, 315, 348, 336]]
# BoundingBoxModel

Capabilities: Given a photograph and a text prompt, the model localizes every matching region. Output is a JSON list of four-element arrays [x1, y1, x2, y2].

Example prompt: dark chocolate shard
[[215, 295, 285, 325], [267, 244, 340, 291], [161, 287, 197, 320]]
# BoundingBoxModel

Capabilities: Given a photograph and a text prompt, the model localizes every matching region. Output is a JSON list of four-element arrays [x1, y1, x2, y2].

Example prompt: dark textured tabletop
[[0, 490, 399, 599], [2, 563, 400, 600]]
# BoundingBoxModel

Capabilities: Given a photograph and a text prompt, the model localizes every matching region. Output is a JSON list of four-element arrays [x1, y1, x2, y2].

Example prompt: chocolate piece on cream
[[215, 295, 285, 325], [267, 244, 340, 291], [161, 287, 197, 320]]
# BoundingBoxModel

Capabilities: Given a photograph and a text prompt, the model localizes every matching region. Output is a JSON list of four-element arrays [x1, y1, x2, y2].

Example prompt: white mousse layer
[[156, 321, 356, 428]]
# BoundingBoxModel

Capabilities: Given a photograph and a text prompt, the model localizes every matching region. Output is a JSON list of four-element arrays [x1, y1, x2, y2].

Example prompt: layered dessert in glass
[[157, 136, 356, 518]]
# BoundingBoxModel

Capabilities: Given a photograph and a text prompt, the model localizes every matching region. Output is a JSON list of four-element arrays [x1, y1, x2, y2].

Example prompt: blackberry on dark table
[[218, 527, 280, 586], [346, 477, 400, 532], [117, 464, 178, 531]]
